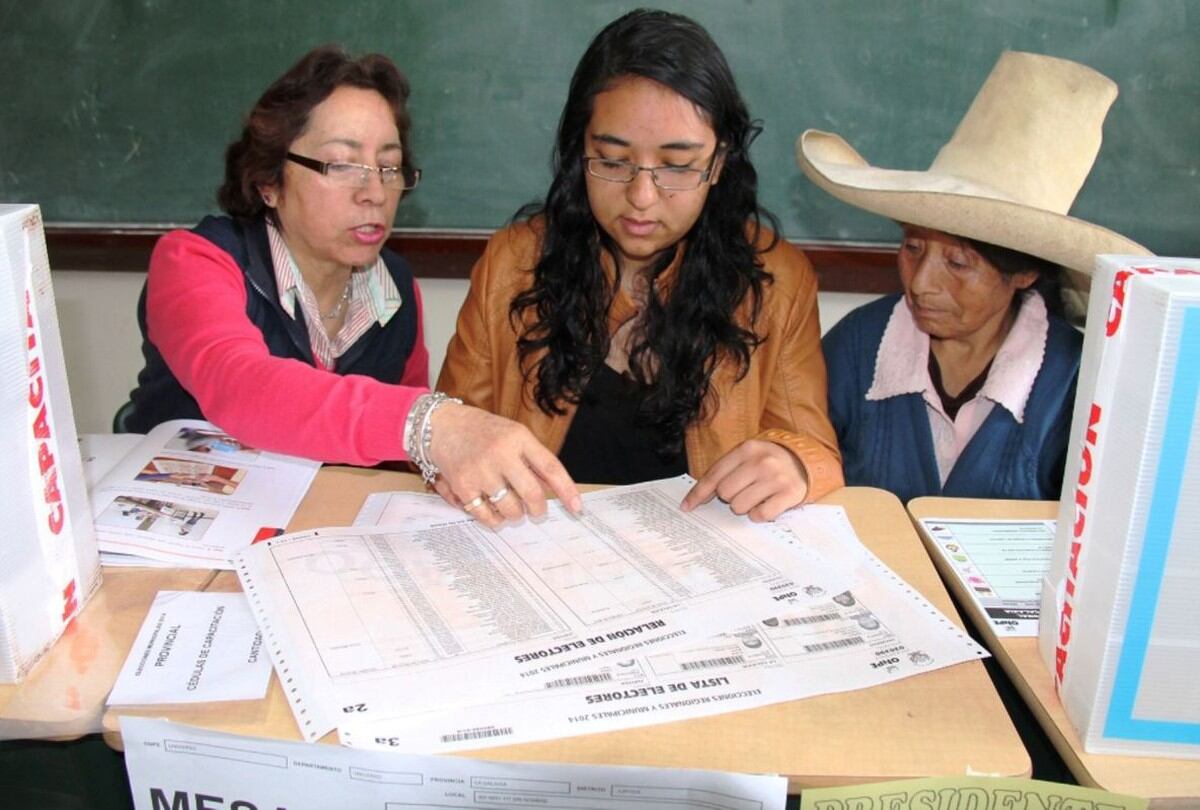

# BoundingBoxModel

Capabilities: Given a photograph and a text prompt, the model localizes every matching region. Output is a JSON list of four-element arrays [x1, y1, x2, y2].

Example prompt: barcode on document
[[803, 636, 864, 653], [544, 672, 613, 689], [680, 655, 745, 671], [784, 613, 840, 626], [440, 727, 513, 743]]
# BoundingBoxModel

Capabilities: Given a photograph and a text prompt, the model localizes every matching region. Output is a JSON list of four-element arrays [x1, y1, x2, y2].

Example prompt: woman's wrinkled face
[[898, 225, 1036, 341], [262, 85, 404, 278], [583, 76, 723, 274]]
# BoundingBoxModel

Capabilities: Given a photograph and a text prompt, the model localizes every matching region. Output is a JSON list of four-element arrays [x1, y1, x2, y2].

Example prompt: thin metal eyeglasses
[[286, 152, 421, 190], [583, 148, 722, 191]]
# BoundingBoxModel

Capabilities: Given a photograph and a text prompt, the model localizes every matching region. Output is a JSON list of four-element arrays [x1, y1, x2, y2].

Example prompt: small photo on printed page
[[135, 456, 247, 496], [90, 419, 320, 569], [96, 496, 218, 542], [164, 425, 261, 459]]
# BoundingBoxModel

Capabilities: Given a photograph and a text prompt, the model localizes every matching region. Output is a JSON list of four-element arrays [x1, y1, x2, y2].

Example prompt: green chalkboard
[[1, 0, 1197, 255]]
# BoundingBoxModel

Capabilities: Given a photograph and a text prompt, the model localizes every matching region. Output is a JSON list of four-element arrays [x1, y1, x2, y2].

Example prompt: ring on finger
[[463, 495, 486, 511], [487, 486, 510, 504]]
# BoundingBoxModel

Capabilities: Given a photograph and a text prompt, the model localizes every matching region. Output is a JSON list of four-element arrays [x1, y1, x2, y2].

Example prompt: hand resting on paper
[[428, 402, 582, 528], [681, 439, 809, 522]]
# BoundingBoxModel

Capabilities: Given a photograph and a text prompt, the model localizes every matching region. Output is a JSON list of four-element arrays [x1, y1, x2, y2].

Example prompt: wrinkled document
[[338, 500, 986, 752], [235, 477, 844, 740], [121, 716, 787, 810]]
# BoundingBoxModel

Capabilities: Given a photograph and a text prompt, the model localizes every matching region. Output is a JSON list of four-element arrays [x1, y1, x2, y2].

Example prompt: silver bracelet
[[404, 392, 462, 485], [402, 393, 434, 459], [404, 392, 441, 475]]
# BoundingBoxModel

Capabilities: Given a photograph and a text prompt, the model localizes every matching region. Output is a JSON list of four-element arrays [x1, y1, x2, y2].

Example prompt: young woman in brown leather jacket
[[438, 10, 842, 521]]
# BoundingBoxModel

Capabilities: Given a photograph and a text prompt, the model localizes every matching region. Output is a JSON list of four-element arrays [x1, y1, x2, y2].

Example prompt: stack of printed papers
[[235, 476, 987, 750], [90, 420, 320, 569]]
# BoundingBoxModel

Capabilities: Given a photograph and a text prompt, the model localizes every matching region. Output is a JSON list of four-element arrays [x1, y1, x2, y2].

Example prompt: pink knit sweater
[[146, 230, 429, 464]]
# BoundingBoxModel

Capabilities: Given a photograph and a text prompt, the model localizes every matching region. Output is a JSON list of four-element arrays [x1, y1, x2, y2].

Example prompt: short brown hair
[[217, 45, 412, 223]]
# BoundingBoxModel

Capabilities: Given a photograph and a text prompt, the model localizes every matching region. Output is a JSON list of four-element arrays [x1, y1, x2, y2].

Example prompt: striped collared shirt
[[266, 222, 403, 370]]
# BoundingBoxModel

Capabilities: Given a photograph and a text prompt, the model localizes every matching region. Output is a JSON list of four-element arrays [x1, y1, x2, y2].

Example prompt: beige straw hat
[[796, 50, 1152, 310]]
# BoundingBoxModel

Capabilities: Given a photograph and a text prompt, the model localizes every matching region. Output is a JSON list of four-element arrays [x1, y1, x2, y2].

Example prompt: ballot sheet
[[121, 716, 787, 810], [918, 518, 1056, 636], [337, 504, 986, 752], [236, 477, 840, 740]]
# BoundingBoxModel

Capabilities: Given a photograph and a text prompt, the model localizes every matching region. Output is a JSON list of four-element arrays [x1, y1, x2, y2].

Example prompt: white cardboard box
[[1039, 254, 1200, 758], [0, 204, 101, 682]]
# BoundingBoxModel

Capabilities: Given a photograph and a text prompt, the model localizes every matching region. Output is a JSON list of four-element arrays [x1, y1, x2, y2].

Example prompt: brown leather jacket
[[437, 221, 844, 500]]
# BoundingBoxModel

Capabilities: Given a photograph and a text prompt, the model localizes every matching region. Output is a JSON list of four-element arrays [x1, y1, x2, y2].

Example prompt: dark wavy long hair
[[510, 9, 779, 458], [217, 45, 413, 226]]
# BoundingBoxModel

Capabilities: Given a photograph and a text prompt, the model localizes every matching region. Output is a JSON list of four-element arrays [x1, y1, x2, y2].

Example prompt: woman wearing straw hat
[[798, 51, 1151, 503]]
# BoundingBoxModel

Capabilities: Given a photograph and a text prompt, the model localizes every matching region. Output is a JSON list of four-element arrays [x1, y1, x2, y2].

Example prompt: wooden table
[[105, 468, 1029, 792], [0, 567, 216, 741], [908, 497, 1200, 807]]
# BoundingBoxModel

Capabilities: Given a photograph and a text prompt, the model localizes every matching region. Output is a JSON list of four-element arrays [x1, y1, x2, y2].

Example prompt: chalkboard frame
[[43, 227, 902, 293]]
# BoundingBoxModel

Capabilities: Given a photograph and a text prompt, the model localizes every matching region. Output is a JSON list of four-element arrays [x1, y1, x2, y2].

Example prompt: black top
[[928, 352, 993, 421], [557, 363, 687, 485]]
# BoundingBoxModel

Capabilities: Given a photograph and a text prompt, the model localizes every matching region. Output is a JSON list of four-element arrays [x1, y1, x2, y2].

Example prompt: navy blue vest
[[125, 216, 419, 433], [823, 293, 1082, 502]]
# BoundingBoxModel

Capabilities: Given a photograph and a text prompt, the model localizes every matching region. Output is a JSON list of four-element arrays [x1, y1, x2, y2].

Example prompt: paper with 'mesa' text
[[121, 716, 787, 810]]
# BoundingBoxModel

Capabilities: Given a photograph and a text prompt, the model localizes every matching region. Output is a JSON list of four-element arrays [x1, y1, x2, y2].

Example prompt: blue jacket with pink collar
[[822, 294, 1082, 503]]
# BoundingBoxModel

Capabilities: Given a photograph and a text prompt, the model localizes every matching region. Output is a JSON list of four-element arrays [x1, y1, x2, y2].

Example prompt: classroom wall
[[53, 271, 877, 434], [18, 3, 1196, 433], [4, 1, 1196, 258]]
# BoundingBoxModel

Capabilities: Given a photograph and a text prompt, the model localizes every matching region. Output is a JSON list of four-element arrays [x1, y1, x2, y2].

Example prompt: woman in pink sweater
[[125, 46, 579, 526]]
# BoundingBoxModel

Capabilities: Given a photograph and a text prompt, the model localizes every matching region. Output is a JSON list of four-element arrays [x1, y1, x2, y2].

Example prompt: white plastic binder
[[0, 204, 101, 683], [1039, 254, 1200, 758]]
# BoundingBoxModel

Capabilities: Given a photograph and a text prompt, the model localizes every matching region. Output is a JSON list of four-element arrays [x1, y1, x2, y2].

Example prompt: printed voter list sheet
[[107, 591, 271, 706], [354, 489, 467, 527], [339, 505, 986, 753], [121, 716, 787, 810], [918, 518, 1056, 635], [237, 477, 831, 740]]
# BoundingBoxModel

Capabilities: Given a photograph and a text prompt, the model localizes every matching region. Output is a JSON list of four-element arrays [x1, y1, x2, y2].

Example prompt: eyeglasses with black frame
[[582, 148, 722, 191], [285, 152, 421, 190]]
